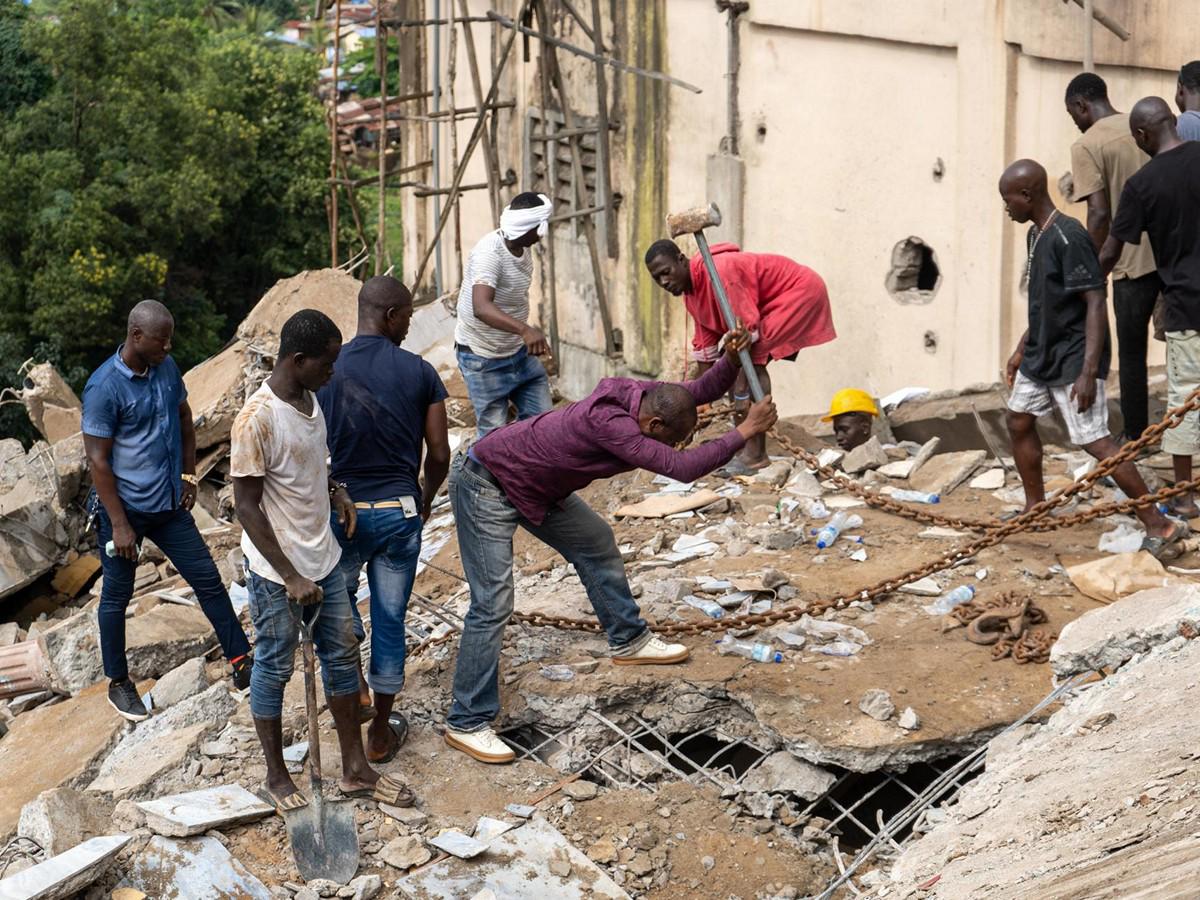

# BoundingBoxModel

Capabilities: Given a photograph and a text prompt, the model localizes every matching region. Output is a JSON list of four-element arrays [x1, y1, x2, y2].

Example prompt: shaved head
[[998, 158, 1051, 225], [127, 299, 173, 334], [1130, 96, 1173, 130], [358, 275, 411, 315], [998, 159, 1048, 194], [1129, 96, 1181, 157]]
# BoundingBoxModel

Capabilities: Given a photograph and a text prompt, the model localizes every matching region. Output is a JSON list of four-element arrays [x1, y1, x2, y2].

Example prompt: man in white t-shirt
[[454, 192, 555, 436], [231, 309, 413, 813]]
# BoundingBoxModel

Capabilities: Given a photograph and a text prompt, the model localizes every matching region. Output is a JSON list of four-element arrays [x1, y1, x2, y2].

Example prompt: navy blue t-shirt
[[319, 335, 448, 502]]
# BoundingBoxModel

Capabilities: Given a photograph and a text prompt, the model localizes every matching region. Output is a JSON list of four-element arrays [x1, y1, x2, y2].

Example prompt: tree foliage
[[0, 0, 331, 442]]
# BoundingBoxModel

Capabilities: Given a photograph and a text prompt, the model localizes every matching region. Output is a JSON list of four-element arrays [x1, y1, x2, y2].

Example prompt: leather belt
[[455, 342, 477, 355], [465, 456, 503, 491]]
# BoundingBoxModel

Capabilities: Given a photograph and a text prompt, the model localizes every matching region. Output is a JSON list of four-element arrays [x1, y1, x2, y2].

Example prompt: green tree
[[0, 0, 334, 443], [0, 1, 51, 116]]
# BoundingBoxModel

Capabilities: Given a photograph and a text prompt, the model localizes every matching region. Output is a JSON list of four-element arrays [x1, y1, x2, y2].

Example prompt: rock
[[898, 707, 921, 731], [200, 741, 237, 758], [908, 436, 941, 477], [381, 803, 428, 828], [88, 683, 237, 798], [878, 459, 916, 479], [473, 816, 514, 844], [0, 834, 130, 900], [910, 450, 986, 497], [701, 855, 716, 872], [753, 459, 793, 487], [429, 830, 489, 859], [0, 681, 127, 835], [548, 857, 572, 877], [295, 890, 320, 900], [628, 851, 653, 876], [817, 448, 844, 469], [112, 798, 146, 831], [761, 567, 790, 590], [859, 689, 896, 722], [123, 835, 271, 898], [136, 785, 273, 837], [842, 437, 889, 475], [20, 362, 82, 444], [0, 621, 21, 646], [306, 878, 342, 896], [151, 657, 211, 709], [17, 787, 114, 855], [586, 836, 617, 863], [740, 752, 837, 801], [756, 529, 802, 552], [1051, 584, 1200, 677], [380, 835, 432, 870], [898, 577, 942, 597], [969, 467, 1006, 490], [784, 468, 823, 498], [346, 874, 382, 900], [562, 780, 599, 801], [50, 556, 101, 597]]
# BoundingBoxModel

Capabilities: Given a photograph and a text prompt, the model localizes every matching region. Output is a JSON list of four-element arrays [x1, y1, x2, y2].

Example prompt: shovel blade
[[284, 794, 360, 884]]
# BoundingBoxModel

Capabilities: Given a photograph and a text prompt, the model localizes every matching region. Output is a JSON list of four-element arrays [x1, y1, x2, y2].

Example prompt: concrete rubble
[[0, 834, 130, 900]]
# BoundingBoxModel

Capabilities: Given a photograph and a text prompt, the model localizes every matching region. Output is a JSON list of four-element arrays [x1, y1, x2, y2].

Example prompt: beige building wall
[[402, 0, 1198, 417]]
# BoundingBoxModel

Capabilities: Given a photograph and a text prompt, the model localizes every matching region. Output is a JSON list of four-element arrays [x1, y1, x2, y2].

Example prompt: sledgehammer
[[666, 203, 765, 402]]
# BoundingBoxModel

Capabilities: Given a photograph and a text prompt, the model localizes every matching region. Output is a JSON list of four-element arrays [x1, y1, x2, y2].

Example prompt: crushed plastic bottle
[[923, 584, 976, 615], [539, 665, 576, 682], [890, 489, 940, 504], [811, 639, 862, 657], [814, 512, 863, 550], [799, 498, 830, 519], [683, 595, 725, 619], [715, 634, 783, 663]]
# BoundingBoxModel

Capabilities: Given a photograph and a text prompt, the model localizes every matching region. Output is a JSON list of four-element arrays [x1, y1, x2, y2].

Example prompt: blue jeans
[[457, 346, 552, 438], [446, 454, 649, 732], [332, 504, 422, 695], [246, 566, 360, 719], [93, 493, 250, 682]]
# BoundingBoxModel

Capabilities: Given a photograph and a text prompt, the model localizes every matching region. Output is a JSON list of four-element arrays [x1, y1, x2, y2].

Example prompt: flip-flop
[[718, 458, 768, 478], [359, 703, 377, 724], [338, 772, 415, 807], [366, 713, 409, 765], [256, 786, 309, 814], [1140, 520, 1190, 561]]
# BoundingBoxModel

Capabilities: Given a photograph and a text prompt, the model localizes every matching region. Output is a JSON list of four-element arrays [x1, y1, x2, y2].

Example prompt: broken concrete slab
[[842, 436, 888, 475], [18, 362, 82, 445], [0, 834, 129, 900], [858, 689, 896, 721], [380, 834, 433, 870], [613, 489, 722, 519], [121, 835, 272, 899], [784, 468, 823, 497], [969, 467, 1006, 490], [136, 785, 273, 837], [428, 830, 489, 859], [17, 787, 114, 856], [741, 752, 836, 801], [0, 681, 127, 835], [752, 459, 793, 487], [88, 682, 237, 798], [50, 556, 100, 597], [0, 441, 67, 600], [0, 622, 21, 646], [907, 436, 941, 477], [150, 657, 211, 709], [910, 450, 986, 496], [1051, 584, 1200, 678], [395, 818, 629, 899], [877, 459, 915, 479]]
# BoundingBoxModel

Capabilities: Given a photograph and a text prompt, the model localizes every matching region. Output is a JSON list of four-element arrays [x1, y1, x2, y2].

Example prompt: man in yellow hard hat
[[823, 389, 878, 452]]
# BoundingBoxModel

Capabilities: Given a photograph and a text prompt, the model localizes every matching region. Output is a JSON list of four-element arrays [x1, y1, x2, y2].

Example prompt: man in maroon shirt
[[443, 326, 777, 764]]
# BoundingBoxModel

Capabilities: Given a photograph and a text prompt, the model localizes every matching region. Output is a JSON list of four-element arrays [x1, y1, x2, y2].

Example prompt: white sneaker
[[612, 636, 690, 666], [444, 726, 516, 764]]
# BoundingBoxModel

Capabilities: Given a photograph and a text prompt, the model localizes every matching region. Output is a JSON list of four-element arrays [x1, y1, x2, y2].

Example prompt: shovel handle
[[694, 231, 765, 403], [299, 617, 323, 789]]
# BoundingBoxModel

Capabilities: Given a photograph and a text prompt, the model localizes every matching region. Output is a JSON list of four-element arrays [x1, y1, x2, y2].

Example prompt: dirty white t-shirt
[[230, 382, 342, 585], [454, 230, 533, 359]]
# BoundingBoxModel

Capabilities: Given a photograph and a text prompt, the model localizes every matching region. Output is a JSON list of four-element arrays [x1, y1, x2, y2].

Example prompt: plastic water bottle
[[716, 634, 783, 663], [539, 665, 576, 682], [891, 489, 940, 504], [683, 596, 725, 619], [925, 584, 976, 615], [815, 512, 863, 550]]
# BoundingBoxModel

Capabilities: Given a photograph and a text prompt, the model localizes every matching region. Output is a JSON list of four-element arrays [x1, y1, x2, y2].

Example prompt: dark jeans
[[1113, 271, 1163, 440], [446, 454, 649, 733], [456, 346, 552, 438], [93, 493, 250, 682]]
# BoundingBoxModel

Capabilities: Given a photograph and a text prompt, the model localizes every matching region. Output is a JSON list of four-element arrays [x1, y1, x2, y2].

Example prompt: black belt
[[465, 455, 503, 491], [455, 342, 477, 355]]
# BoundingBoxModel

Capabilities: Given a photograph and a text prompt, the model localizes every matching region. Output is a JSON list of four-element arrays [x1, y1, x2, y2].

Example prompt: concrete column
[[705, 152, 745, 246]]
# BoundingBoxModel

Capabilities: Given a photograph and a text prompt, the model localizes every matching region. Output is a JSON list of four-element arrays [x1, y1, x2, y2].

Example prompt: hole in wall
[[886, 237, 941, 305], [756, 122, 767, 142], [924, 330, 938, 354]]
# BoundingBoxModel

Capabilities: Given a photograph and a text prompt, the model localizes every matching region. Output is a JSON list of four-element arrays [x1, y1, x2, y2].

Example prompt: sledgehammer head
[[666, 203, 722, 238]]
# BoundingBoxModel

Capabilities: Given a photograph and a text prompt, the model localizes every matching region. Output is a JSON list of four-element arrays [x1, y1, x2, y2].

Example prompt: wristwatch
[[329, 480, 348, 496], [181, 473, 199, 486]]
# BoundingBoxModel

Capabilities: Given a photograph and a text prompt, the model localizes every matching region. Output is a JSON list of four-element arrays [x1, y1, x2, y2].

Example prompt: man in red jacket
[[645, 240, 836, 473]]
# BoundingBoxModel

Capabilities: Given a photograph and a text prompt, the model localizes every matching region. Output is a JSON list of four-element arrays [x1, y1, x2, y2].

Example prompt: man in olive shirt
[[1065, 72, 1160, 443]]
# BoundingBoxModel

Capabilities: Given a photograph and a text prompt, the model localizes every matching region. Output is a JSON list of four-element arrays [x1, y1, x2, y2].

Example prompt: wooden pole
[[376, 15, 387, 275], [448, 3, 463, 294], [589, 0, 617, 258], [1083, 0, 1094, 71], [538, 7, 559, 361], [329, 1, 342, 267], [459, 0, 502, 226]]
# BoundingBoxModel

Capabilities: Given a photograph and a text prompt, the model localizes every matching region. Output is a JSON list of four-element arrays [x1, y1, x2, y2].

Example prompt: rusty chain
[[416, 386, 1200, 639]]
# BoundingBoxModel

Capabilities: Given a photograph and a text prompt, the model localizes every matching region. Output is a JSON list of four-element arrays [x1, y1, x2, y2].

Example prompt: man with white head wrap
[[454, 191, 556, 437]]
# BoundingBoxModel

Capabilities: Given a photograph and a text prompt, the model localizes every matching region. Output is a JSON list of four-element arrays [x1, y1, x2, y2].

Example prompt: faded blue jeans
[[332, 504, 423, 695], [446, 453, 650, 733], [246, 566, 360, 719], [456, 345, 552, 438]]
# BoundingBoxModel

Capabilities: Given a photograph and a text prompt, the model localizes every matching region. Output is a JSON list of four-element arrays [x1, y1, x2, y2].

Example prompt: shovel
[[283, 613, 360, 883]]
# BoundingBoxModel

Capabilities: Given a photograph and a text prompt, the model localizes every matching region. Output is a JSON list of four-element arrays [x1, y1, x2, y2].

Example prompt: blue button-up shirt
[[81, 346, 187, 513]]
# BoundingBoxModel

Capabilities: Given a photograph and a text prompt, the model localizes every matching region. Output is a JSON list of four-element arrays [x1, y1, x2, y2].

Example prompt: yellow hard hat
[[822, 388, 879, 422]]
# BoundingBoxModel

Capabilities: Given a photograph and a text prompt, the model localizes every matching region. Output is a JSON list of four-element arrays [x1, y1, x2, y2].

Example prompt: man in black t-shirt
[[999, 159, 1184, 556], [1101, 97, 1200, 519]]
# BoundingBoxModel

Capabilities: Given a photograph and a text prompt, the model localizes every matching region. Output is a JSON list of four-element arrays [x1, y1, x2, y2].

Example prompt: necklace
[[1024, 209, 1059, 283]]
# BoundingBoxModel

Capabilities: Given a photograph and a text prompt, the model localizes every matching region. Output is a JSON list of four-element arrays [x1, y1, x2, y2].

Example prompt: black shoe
[[108, 678, 149, 722], [230, 654, 253, 693]]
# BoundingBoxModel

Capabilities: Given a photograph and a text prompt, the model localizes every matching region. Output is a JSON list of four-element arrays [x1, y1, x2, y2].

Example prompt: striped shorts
[[1007, 371, 1110, 446]]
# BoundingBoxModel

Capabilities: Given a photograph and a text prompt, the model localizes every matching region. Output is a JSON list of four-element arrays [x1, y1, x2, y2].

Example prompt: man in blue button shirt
[[82, 300, 252, 721], [319, 276, 451, 764]]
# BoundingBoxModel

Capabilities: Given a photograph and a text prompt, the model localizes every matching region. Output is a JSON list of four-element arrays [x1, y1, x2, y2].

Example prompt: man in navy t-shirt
[[319, 276, 451, 763]]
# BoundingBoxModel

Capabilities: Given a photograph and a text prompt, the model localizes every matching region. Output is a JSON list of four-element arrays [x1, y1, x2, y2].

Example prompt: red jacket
[[686, 243, 836, 365]]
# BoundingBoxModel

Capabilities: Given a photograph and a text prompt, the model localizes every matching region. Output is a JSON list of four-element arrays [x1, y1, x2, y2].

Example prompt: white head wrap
[[499, 193, 554, 241]]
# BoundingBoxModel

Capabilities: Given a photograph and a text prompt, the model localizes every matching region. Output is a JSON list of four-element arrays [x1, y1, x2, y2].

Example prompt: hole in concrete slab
[[799, 755, 979, 849], [886, 237, 941, 304]]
